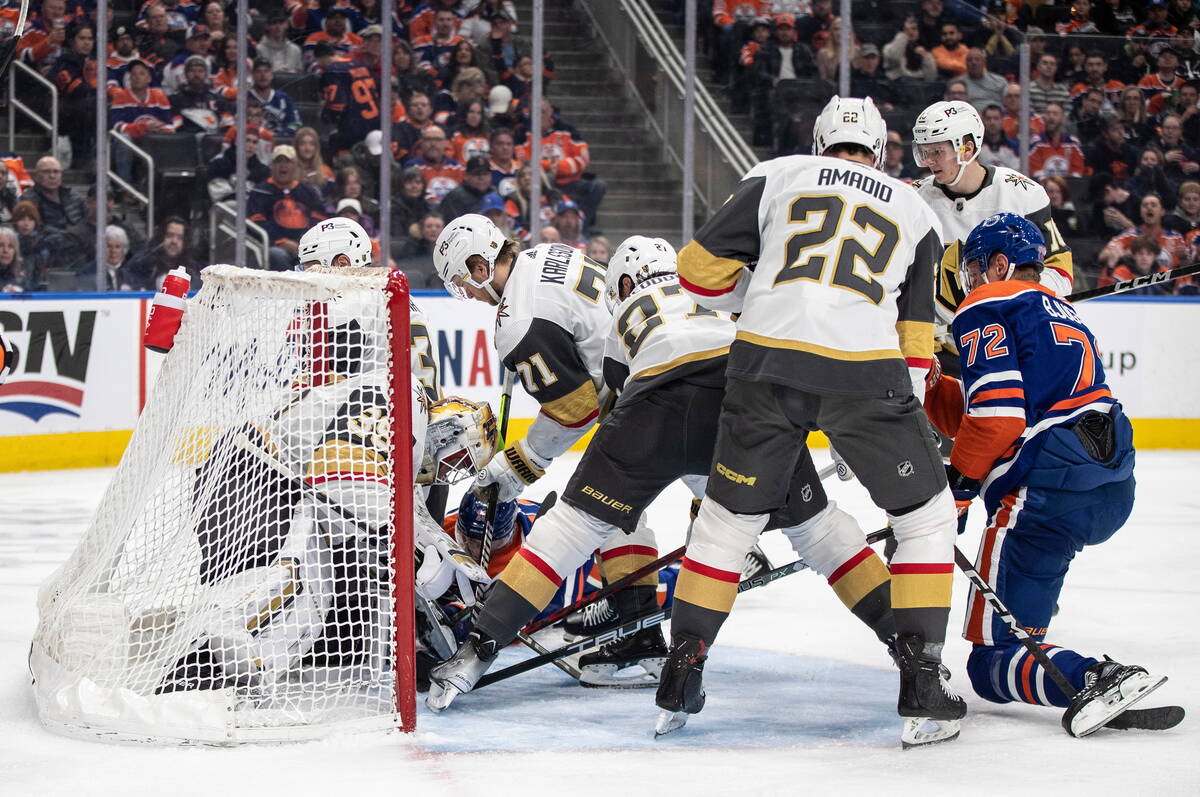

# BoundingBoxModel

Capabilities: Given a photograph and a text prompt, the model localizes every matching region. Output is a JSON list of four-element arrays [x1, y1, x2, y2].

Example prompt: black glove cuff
[[945, 464, 981, 493]]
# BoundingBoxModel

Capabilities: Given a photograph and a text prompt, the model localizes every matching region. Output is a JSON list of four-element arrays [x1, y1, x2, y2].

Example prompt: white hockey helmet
[[417, 396, 498, 485], [911, 100, 985, 186], [297, 217, 374, 269], [433, 213, 509, 302], [812, 96, 887, 168], [604, 236, 677, 311]]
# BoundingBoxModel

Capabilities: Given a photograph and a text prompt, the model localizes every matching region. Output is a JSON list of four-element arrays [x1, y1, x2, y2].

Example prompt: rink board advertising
[[0, 291, 1197, 471]]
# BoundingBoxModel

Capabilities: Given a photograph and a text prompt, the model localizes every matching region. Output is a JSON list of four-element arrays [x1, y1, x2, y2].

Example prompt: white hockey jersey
[[494, 242, 611, 459], [678, 154, 942, 397], [912, 165, 1073, 326], [603, 273, 736, 405]]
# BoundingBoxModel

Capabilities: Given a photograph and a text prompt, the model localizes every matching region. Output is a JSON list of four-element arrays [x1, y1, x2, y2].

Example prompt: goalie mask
[[812, 96, 887, 168], [297, 217, 374, 269], [912, 100, 984, 187], [604, 236, 677, 311], [433, 214, 509, 302], [417, 397, 498, 484]]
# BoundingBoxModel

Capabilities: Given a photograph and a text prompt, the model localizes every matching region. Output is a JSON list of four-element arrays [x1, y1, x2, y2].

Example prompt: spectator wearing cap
[[439, 155, 494, 222], [1139, 46, 1186, 102], [358, 25, 385, 82], [136, 3, 185, 66], [1086, 115, 1138, 181], [335, 197, 371, 234], [850, 45, 897, 111], [485, 5, 523, 71], [552, 199, 587, 251], [1165, 179, 1200, 236], [248, 145, 327, 270], [931, 21, 967, 78], [333, 130, 401, 200], [257, 11, 302, 73], [1130, 0, 1179, 41], [162, 25, 213, 94], [403, 125, 466, 205], [206, 122, 272, 202], [106, 25, 151, 95], [19, 156, 84, 233], [457, 1, 505, 47], [488, 127, 522, 197], [487, 84, 516, 128], [245, 58, 301, 136], [19, 0, 75, 75], [479, 191, 515, 238], [169, 54, 230, 134], [54, 23, 98, 163], [961, 47, 1007, 112], [304, 9, 363, 67]]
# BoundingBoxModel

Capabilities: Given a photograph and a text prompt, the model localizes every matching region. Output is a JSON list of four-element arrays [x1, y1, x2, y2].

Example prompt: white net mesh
[[30, 265, 414, 744]]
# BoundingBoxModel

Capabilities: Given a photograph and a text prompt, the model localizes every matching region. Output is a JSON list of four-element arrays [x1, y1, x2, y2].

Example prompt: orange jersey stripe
[[971, 387, 1026, 404]]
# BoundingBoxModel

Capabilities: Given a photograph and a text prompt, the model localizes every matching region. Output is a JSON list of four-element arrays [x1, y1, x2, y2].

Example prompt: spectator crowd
[[1, 0, 609, 294], [700, 0, 1200, 293]]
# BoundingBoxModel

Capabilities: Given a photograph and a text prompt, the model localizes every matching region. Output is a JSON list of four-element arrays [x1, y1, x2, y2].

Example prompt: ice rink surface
[[2, 450, 1197, 796]]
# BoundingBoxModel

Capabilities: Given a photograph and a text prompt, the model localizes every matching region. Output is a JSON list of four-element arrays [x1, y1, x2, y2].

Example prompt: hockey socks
[[967, 642, 1095, 707], [475, 548, 565, 647], [826, 546, 894, 644], [887, 488, 958, 645]]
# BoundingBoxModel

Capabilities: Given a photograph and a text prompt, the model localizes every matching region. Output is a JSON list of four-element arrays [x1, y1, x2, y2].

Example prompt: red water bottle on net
[[143, 267, 191, 353]]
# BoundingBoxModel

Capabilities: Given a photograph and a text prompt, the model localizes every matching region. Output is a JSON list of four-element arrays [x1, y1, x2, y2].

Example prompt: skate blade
[[425, 680, 464, 713], [900, 717, 961, 749], [1067, 674, 1168, 738], [654, 709, 688, 737], [578, 658, 665, 690]]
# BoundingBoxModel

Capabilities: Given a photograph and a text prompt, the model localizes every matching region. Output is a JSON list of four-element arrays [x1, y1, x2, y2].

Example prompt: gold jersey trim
[[735, 330, 902, 362], [896, 320, 935, 361], [678, 240, 744, 294], [540, 379, 600, 427], [630, 345, 731, 382]]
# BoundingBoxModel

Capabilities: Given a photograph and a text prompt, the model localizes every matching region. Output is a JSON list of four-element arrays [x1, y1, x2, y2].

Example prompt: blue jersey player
[[924, 213, 1183, 736]]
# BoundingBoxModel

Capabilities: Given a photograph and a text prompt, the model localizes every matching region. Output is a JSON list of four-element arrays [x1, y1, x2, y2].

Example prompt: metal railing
[[579, 0, 758, 223], [107, 131, 154, 240], [8, 61, 59, 160], [210, 200, 269, 270]]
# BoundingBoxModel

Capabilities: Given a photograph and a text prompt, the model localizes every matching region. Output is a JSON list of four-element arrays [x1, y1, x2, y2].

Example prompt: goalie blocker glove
[[473, 440, 549, 503]]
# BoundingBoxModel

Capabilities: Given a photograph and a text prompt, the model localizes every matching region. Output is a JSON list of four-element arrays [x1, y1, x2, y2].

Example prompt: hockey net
[[30, 265, 416, 744]]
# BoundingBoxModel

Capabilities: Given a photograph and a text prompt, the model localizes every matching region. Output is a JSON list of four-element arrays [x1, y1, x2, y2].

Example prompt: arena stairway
[[513, 0, 691, 244]]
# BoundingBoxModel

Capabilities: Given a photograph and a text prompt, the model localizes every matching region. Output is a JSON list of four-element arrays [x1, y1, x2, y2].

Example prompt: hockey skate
[[1062, 657, 1169, 738], [578, 626, 668, 689], [561, 597, 620, 642], [653, 633, 707, 737], [425, 632, 498, 712], [893, 634, 966, 749]]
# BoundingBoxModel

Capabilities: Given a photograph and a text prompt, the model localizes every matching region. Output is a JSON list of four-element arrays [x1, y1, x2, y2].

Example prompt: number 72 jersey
[[947, 280, 1116, 506]]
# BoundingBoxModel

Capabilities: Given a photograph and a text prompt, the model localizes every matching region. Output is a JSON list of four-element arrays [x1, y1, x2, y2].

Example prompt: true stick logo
[[0, 310, 96, 421], [716, 462, 757, 486]]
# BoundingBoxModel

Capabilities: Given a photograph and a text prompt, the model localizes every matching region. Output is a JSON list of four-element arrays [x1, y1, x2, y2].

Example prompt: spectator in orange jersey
[[304, 8, 363, 69], [1001, 82, 1044, 139], [19, 0, 75, 74], [517, 99, 605, 232], [248, 145, 327, 270], [394, 90, 437, 161], [449, 100, 491, 163], [1139, 45, 1186, 102], [1029, 102, 1089, 179], [1071, 51, 1124, 108], [931, 21, 968, 78], [1108, 235, 1174, 294], [294, 126, 336, 199], [212, 35, 254, 99], [403, 125, 466, 205], [1099, 192, 1188, 277], [710, 0, 774, 82], [54, 23, 98, 164], [733, 17, 771, 114]]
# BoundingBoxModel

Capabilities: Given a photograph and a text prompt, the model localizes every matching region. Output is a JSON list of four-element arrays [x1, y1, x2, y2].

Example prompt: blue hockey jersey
[[926, 280, 1117, 507]]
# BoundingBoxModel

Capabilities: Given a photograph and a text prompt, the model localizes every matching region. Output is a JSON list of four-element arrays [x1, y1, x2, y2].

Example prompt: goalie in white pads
[[662, 97, 965, 748]]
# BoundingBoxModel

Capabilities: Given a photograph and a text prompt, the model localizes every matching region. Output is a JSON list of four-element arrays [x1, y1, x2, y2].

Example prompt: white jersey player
[[910, 101, 1073, 330], [661, 96, 965, 747]]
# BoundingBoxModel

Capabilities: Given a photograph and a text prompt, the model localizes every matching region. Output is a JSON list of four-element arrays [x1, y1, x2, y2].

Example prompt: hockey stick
[[479, 367, 516, 574], [521, 462, 842, 636], [479, 526, 893, 689], [1066, 261, 1200, 303]]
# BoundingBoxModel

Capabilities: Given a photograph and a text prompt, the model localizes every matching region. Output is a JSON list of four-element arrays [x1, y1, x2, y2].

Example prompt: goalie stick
[[477, 526, 892, 690], [1065, 261, 1200, 303], [479, 367, 516, 574], [521, 461, 841, 636]]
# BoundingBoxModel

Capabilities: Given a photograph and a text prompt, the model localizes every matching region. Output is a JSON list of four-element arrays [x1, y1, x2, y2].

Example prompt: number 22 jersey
[[678, 154, 943, 398]]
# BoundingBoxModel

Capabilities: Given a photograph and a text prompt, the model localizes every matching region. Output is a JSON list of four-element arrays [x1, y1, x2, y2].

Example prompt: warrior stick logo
[[0, 310, 96, 421]]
